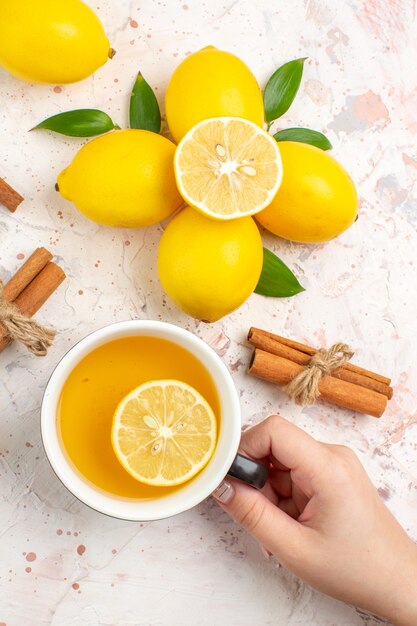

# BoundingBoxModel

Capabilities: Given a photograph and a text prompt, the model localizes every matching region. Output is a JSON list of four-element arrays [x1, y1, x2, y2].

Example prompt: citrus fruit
[[111, 380, 217, 487], [256, 142, 358, 243], [158, 206, 263, 322], [0, 0, 111, 84], [57, 130, 183, 228], [165, 46, 264, 143], [174, 117, 282, 220]]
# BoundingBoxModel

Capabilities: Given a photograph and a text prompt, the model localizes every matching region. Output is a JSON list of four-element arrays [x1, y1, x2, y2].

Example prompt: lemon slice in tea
[[111, 380, 217, 487], [174, 116, 282, 220]]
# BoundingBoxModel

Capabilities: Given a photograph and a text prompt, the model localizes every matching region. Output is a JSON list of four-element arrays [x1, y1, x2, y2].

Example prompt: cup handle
[[227, 453, 268, 489]]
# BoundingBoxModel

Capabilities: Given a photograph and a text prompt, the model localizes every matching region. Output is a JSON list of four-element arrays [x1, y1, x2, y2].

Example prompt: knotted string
[[286, 342, 354, 405], [0, 280, 56, 356]]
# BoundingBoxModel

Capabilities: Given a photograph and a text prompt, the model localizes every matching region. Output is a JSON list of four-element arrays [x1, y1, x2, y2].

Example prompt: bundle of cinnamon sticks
[[247, 327, 392, 418], [0, 247, 66, 353]]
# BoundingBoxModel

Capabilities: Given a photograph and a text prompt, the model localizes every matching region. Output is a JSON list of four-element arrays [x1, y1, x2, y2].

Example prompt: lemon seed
[[240, 165, 257, 176], [143, 415, 158, 429], [151, 443, 161, 454]]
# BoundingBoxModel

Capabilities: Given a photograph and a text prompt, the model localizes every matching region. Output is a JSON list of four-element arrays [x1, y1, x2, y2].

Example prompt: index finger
[[239, 415, 329, 494]]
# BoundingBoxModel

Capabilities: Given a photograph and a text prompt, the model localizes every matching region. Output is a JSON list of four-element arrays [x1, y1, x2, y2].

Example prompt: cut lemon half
[[174, 116, 282, 220], [111, 380, 217, 487]]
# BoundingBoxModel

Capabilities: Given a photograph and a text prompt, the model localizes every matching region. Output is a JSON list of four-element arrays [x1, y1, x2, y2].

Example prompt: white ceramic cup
[[41, 320, 266, 521]]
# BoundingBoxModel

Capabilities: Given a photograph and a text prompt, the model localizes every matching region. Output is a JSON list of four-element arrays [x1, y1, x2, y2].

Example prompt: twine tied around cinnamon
[[286, 342, 354, 405], [0, 280, 56, 356]]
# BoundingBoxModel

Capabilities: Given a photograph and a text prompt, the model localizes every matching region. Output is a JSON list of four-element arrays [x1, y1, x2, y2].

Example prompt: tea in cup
[[42, 320, 266, 520]]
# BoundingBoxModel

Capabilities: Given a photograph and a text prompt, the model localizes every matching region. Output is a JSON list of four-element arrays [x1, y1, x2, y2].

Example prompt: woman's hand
[[213, 415, 417, 626]]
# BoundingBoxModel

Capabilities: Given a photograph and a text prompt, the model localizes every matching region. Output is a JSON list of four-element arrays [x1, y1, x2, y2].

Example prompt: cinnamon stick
[[0, 177, 24, 212], [2, 247, 52, 302], [248, 327, 391, 386], [248, 348, 387, 418], [248, 327, 393, 399], [0, 262, 66, 353]]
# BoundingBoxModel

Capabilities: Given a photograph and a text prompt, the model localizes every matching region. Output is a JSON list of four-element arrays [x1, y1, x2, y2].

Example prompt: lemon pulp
[[111, 380, 217, 487], [174, 117, 282, 220]]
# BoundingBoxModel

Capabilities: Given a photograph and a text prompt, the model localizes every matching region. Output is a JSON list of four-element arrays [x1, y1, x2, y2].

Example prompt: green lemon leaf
[[30, 109, 118, 137], [255, 248, 305, 297], [129, 72, 161, 132], [273, 127, 332, 150], [263, 58, 307, 123]]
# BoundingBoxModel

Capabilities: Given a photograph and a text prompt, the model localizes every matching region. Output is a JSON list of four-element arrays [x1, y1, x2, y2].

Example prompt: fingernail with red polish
[[212, 480, 235, 504]]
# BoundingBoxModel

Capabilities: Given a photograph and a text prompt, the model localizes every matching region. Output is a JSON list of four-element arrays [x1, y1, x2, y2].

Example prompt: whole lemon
[[58, 130, 183, 228], [165, 46, 264, 143], [158, 207, 263, 322], [256, 142, 358, 243], [0, 0, 110, 84]]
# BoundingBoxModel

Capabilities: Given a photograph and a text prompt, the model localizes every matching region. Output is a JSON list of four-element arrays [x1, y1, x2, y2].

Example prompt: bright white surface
[[1, 1, 416, 624]]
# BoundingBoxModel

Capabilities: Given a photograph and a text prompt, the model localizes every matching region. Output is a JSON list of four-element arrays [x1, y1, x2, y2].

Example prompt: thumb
[[213, 478, 308, 565]]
